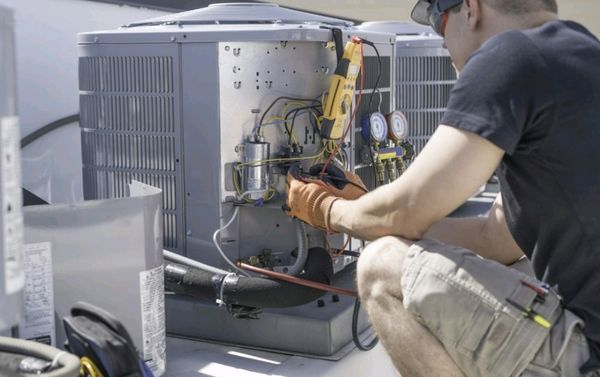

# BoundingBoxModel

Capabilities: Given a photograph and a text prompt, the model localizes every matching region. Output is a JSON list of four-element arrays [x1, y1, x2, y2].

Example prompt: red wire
[[325, 234, 351, 257], [237, 261, 358, 298], [320, 41, 365, 177]]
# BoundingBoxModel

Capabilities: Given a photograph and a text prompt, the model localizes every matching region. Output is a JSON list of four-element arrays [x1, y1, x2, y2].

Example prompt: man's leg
[[357, 236, 466, 377]]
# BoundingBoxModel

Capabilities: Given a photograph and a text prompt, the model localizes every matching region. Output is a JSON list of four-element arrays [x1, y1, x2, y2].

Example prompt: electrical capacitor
[[242, 137, 271, 200]]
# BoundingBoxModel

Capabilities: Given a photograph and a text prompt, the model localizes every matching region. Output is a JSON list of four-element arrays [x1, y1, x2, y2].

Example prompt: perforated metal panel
[[79, 47, 183, 251], [395, 38, 457, 157]]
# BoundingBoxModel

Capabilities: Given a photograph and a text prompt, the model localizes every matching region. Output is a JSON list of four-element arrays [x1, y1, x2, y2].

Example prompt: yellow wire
[[236, 148, 325, 169], [280, 101, 322, 143], [232, 165, 281, 203], [263, 115, 299, 144], [80, 357, 104, 377], [232, 166, 253, 203]]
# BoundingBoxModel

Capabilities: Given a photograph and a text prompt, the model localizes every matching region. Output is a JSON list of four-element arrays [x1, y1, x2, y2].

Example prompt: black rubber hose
[[352, 298, 379, 351], [165, 247, 334, 308], [20, 114, 80, 149]]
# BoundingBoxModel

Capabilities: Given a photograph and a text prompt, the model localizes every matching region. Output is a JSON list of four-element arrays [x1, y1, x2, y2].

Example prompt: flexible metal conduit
[[0, 337, 80, 377], [287, 220, 308, 276]]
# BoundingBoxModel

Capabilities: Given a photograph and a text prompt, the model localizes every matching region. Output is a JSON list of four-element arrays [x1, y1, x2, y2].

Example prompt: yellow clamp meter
[[320, 37, 363, 140]]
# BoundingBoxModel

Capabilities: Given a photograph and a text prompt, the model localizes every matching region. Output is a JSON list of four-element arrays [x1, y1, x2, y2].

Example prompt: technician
[[285, 0, 600, 376]]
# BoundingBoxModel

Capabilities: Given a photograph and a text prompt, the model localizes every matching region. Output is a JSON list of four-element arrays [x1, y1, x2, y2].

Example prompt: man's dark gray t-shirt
[[442, 20, 600, 372]]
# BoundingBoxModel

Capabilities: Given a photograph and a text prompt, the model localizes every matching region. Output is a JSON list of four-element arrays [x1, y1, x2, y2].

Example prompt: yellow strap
[[80, 356, 105, 377]]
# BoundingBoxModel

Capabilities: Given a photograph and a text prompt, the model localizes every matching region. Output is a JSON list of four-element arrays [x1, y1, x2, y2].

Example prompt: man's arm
[[329, 125, 504, 241], [425, 195, 524, 265]]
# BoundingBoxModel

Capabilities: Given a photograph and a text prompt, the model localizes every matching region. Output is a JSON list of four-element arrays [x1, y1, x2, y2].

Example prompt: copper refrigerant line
[[237, 261, 358, 298]]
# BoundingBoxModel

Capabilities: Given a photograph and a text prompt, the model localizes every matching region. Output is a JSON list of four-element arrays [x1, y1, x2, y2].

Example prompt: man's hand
[[284, 173, 338, 231], [284, 164, 368, 231]]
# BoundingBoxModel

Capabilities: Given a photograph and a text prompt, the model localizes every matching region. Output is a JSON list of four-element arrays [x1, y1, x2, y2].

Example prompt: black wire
[[361, 40, 383, 114], [285, 105, 322, 145], [21, 114, 80, 148], [258, 96, 322, 135], [367, 139, 378, 189], [359, 39, 383, 187], [320, 175, 369, 193], [352, 298, 379, 351]]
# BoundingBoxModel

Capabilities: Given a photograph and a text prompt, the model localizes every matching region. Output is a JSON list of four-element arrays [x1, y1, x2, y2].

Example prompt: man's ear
[[464, 0, 482, 30]]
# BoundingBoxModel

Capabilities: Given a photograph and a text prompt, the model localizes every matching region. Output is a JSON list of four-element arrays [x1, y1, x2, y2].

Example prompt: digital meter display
[[369, 112, 388, 143], [387, 111, 409, 141]]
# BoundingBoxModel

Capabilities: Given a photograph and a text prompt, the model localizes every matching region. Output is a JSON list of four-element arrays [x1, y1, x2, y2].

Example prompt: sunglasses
[[411, 0, 464, 37]]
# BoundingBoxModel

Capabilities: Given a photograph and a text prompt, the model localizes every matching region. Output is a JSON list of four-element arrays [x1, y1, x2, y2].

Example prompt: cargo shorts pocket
[[401, 240, 562, 377], [521, 310, 587, 377]]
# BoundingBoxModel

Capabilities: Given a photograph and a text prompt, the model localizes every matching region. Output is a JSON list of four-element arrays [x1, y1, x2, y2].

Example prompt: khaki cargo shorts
[[401, 239, 596, 377]]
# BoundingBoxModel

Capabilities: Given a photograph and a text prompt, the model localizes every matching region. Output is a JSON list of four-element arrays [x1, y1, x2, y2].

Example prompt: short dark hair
[[482, 0, 558, 14]]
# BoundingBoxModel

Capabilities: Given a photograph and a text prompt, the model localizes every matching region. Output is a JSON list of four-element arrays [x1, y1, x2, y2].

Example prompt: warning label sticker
[[139, 264, 166, 376], [1, 116, 24, 296], [19, 242, 55, 346]]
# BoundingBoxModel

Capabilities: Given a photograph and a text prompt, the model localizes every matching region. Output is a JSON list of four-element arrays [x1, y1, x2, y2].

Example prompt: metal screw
[[317, 299, 325, 308], [332, 295, 340, 303], [170, 36, 176, 42], [225, 46, 230, 51]]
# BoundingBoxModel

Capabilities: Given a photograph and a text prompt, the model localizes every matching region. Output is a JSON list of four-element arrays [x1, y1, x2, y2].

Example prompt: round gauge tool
[[387, 111, 409, 141], [369, 112, 388, 143]]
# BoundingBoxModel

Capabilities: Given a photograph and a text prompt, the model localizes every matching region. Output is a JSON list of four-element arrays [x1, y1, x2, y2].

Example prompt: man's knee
[[357, 236, 414, 301]]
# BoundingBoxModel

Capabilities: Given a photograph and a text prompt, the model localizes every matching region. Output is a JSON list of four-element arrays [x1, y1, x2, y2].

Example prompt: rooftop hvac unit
[[359, 21, 458, 159], [79, 3, 395, 355]]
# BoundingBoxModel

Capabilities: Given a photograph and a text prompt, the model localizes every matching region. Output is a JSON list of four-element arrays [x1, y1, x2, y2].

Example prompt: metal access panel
[[395, 35, 457, 157], [183, 39, 339, 268]]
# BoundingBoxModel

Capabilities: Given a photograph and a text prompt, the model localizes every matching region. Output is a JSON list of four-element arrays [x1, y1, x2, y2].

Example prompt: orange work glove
[[284, 173, 339, 232], [308, 163, 368, 200], [284, 164, 369, 232]]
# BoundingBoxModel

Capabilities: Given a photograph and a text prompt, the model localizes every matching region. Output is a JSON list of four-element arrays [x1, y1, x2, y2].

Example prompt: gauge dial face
[[388, 111, 409, 141], [369, 112, 388, 143]]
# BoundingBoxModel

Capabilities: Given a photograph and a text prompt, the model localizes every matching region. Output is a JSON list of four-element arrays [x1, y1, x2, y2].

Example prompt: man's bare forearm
[[329, 182, 426, 241], [329, 126, 506, 243]]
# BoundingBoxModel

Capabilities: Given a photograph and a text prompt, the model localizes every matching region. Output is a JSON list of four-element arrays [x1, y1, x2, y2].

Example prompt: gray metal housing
[[0, 5, 23, 333], [0, 5, 16, 118], [23, 183, 166, 375], [78, 3, 394, 263]]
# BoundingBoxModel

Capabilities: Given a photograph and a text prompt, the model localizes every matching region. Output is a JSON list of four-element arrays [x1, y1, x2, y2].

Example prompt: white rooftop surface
[[166, 336, 400, 377]]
